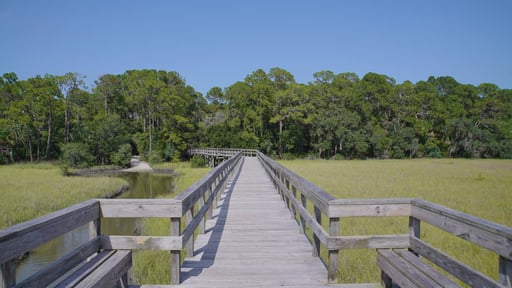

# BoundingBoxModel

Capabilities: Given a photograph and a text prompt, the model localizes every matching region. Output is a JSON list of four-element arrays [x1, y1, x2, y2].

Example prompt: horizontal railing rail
[[256, 151, 512, 286], [190, 147, 257, 157], [0, 151, 243, 287], [1, 149, 510, 287]]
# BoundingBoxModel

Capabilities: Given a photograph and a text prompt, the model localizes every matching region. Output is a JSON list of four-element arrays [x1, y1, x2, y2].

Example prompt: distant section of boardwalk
[[180, 157, 328, 287]]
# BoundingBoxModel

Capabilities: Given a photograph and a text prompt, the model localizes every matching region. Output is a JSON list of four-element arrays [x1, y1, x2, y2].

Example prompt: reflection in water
[[16, 172, 176, 282]]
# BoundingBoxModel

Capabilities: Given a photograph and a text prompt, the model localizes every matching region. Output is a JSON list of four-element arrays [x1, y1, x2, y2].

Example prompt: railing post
[[291, 185, 297, 221], [409, 216, 420, 239], [185, 206, 194, 257], [0, 260, 16, 288], [313, 206, 321, 257], [328, 217, 340, 284], [284, 178, 291, 211], [409, 216, 421, 257], [199, 192, 206, 234], [499, 256, 512, 287], [300, 193, 307, 234], [170, 217, 181, 284], [206, 181, 213, 220]]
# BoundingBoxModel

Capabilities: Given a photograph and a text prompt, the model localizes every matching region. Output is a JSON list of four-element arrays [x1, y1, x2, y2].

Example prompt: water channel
[[16, 171, 178, 282]]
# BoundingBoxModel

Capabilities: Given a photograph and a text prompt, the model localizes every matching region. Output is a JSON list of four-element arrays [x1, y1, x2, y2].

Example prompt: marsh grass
[[280, 159, 512, 284], [131, 162, 210, 284], [0, 163, 127, 229]]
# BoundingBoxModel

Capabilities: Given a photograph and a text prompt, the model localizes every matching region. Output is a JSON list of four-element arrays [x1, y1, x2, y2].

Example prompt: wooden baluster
[[291, 185, 297, 221], [206, 181, 213, 220], [300, 193, 307, 235], [0, 260, 16, 288], [185, 206, 194, 258], [313, 206, 321, 257], [170, 217, 181, 284], [409, 216, 421, 256], [328, 217, 340, 283], [199, 192, 206, 234], [499, 256, 512, 287], [284, 178, 291, 211]]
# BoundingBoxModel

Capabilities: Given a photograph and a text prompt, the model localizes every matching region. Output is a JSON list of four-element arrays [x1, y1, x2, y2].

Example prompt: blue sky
[[1, 0, 511, 94]]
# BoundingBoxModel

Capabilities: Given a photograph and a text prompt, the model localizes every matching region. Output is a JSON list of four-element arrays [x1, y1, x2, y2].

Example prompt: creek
[[16, 171, 177, 282]]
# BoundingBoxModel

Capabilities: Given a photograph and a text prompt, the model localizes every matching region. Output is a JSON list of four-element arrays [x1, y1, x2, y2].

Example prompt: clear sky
[[1, 0, 511, 94]]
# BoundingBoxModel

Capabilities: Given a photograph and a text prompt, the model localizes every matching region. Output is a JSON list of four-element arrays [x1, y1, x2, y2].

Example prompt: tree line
[[1, 68, 511, 166]]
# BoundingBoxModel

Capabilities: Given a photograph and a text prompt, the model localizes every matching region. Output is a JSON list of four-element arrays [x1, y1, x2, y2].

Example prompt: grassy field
[[0, 163, 128, 229], [280, 158, 512, 284]]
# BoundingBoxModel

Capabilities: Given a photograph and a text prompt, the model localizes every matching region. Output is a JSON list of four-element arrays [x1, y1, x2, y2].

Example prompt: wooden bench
[[1, 200, 133, 288], [12, 241, 132, 288], [55, 249, 132, 288], [376, 198, 512, 288], [377, 248, 460, 288]]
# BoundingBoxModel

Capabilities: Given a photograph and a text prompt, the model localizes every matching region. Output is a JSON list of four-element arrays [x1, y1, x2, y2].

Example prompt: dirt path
[[123, 156, 153, 172]]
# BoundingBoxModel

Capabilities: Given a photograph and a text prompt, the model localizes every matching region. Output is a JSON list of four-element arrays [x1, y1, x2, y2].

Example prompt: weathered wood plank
[[328, 235, 409, 250], [73, 250, 132, 288], [170, 217, 181, 285], [329, 217, 340, 284], [101, 235, 182, 250], [410, 237, 502, 287], [377, 249, 445, 288], [411, 199, 512, 258], [55, 250, 115, 288], [0, 199, 99, 264], [328, 198, 412, 217], [177, 152, 242, 214], [16, 237, 101, 288], [258, 152, 334, 214], [99, 199, 182, 218], [395, 249, 460, 287], [499, 255, 512, 287], [181, 157, 328, 287], [0, 260, 15, 288]]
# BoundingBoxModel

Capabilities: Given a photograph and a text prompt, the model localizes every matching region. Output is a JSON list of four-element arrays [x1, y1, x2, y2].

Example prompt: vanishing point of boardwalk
[[180, 157, 328, 287]]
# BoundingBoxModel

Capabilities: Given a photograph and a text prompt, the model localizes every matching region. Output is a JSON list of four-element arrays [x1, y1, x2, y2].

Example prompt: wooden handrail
[[1, 149, 510, 287], [0, 152, 243, 287], [255, 150, 511, 286]]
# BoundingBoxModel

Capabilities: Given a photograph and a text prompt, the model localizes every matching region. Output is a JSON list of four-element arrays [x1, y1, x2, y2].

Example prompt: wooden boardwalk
[[3, 149, 510, 288], [180, 157, 329, 287]]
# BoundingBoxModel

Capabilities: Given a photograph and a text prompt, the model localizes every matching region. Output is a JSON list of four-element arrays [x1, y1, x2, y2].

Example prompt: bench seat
[[55, 249, 132, 288], [377, 248, 460, 288]]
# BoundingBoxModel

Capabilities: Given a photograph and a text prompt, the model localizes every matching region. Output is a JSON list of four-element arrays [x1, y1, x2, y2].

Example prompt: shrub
[[147, 150, 163, 165], [111, 144, 133, 168], [191, 155, 206, 168], [60, 143, 94, 168]]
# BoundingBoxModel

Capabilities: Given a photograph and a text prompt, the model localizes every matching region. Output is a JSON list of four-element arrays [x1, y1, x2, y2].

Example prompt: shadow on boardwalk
[[180, 158, 243, 281]]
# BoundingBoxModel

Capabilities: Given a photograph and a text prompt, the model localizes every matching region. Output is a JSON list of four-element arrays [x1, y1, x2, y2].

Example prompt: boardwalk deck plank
[[180, 157, 330, 287]]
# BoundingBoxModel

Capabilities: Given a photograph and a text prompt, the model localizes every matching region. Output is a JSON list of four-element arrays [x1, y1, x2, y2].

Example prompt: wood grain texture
[[258, 151, 334, 215], [0, 199, 99, 264], [377, 249, 459, 288], [101, 235, 182, 250], [16, 237, 101, 288], [410, 237, 502, 287], [329, 235, 409, 250], [99, 199, 182, 218], [180, 157, 329, 287], [411, 199, 512, 259], [328, 198, 412, 218], [73, 250, 132, 288]]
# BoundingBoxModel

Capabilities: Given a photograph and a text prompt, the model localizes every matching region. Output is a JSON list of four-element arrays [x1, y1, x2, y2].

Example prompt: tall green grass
[[131, 162, 210, 284], [0, 163, 127, 229], [280, 159, 512, 284]]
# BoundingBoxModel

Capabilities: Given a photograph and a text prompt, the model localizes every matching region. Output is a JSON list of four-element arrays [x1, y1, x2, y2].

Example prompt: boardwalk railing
[[190, 147, 257, 157], [2, 149, 511, 287], [0, 152, 243, 287], [257, 151, 512, 287]]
